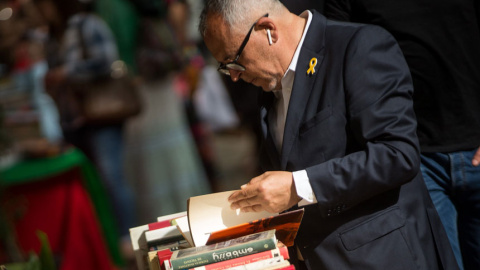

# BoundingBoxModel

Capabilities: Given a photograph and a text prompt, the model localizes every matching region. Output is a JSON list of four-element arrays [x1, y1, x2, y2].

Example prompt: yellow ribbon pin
[[307, 57, 318, 75]]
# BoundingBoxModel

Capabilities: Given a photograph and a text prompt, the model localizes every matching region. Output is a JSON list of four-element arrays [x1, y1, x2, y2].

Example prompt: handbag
[[72, 17, 142, 125], [77, 75, 142, 125]]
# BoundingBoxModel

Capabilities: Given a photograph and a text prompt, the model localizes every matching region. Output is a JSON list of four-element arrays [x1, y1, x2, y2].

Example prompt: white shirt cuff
[[292, 170, 317, 206]]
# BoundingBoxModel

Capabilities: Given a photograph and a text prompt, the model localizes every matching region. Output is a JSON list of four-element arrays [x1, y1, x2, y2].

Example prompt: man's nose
[[229, 69, 242, 82]]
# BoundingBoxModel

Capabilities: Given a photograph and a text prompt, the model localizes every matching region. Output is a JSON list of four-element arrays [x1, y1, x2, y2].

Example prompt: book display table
[[0, 148, 122, 268]]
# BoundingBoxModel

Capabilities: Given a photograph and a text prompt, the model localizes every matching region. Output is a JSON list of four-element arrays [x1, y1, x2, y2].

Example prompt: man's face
[[204, 14, 281, 92]]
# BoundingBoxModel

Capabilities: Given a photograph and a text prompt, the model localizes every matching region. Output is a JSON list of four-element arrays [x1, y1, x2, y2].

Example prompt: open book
[[175, 191, 304, 247]]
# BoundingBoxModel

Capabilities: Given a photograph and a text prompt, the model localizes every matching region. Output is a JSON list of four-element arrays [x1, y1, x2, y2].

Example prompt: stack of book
[[163, 229, 293, 270], [129, 212, 191, 270], [130, 191, 304, 270]]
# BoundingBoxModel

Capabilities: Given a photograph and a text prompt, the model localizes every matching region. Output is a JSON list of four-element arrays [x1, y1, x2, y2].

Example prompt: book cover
[[169, 229, 277, 270], [190, 242, 289, 270], [206, 209, 304, 247]]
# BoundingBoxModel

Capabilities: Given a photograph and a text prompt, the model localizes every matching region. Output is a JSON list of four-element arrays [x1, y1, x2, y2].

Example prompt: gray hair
[[198, 0, 284, 37]]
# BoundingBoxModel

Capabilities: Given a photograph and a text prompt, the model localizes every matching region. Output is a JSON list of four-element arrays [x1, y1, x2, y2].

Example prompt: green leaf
[[36, 231, 56, 270]]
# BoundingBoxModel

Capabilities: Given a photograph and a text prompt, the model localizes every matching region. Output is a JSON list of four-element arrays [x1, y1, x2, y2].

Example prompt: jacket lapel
[[281, 11, 326, 169]]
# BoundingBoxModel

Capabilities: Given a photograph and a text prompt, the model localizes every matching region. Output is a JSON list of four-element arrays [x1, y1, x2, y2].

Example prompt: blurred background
[[0, 0, 324, 269]]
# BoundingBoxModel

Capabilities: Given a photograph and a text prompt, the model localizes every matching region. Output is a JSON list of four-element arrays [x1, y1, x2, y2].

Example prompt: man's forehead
[[204, 14, 238, 62]]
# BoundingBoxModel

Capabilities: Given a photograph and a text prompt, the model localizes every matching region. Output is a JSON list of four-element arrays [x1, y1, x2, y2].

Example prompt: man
[[324, 1, 480, 269], [199, 0, 459, 269]]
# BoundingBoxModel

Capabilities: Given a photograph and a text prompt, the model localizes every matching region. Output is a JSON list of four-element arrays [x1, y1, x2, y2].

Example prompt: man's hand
[[228, 171, 302, 213], [473, 147, 480, 166]]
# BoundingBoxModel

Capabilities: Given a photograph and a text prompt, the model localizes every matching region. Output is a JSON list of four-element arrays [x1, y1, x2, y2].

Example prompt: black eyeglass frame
[[217, 13, 269, 76]]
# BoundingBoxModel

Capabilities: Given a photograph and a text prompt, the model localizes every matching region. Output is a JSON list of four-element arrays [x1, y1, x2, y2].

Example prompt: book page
[[188, 191, 277, 246], [175, 216, 194, 247]]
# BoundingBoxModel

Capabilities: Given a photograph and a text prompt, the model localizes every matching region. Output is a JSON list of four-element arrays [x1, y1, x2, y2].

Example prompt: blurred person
[[325, 1, 480, 269], [123, 0, 211, 223], [44, 0, 136, 259], [0, 0, 43, 71], [22, 28, 63, 144], [0, 0, 63, 144], [95, 0, 140, 76], [169, 0, 221, 190], [199, 0, 459, 269]]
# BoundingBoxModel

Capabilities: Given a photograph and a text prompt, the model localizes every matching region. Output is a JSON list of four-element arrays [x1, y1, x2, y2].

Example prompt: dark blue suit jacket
[[259, 11, 459, 270]]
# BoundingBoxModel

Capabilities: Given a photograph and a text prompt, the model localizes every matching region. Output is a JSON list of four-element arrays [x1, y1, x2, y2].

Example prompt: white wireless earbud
[[267, 29, 272, 45]]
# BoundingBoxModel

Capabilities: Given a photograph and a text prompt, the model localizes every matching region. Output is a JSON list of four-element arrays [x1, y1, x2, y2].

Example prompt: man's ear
[[256, 17, 277, 44]]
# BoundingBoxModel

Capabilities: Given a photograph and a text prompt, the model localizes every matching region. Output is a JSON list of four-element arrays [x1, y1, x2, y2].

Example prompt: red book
[[189, 242, 289, 270]]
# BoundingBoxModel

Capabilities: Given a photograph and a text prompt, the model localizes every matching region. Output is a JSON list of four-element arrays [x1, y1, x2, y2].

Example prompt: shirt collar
[[275, 10, 312, 97]]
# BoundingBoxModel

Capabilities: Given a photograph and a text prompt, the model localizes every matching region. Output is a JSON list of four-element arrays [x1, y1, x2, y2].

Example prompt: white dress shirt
[[269, 11, 317, 206]]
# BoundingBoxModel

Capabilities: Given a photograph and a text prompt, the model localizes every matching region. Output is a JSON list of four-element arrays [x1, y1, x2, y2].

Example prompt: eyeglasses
[[217, 13, 269, 76]]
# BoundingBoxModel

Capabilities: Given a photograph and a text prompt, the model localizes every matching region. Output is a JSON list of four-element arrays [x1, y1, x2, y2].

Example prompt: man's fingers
[[237, 204, 264, 213], [230, 196, 259, 210], [228, 189, 247, 202], [228, 183, 258, 202], [228, 190, 241, 201]]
